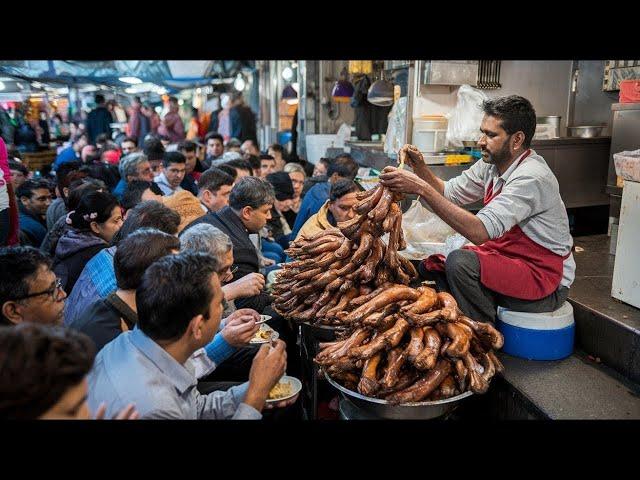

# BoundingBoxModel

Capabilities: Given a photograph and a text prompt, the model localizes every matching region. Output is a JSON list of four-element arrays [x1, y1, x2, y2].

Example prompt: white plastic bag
[[445, 85, 488, 148], [396, 199, 469, 260], [335, 123, 352, 147], [384, 97, 407, 154], [613, 149, 640, 182]]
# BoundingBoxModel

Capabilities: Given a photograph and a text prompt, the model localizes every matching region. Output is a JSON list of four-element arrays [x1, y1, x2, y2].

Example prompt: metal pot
[[567, 125, 605, 138], [324, 372, 473, 420], [536, 116, 561, 138]]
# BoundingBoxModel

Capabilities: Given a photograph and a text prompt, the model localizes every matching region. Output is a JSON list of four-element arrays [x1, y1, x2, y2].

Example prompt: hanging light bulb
[[234, 73, 246, 92], [282, 66, 294, 81]]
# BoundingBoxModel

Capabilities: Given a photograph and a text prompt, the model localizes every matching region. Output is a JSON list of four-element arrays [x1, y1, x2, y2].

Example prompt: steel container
[[324, 372, 473, 420], [567, 125, 605, 138]]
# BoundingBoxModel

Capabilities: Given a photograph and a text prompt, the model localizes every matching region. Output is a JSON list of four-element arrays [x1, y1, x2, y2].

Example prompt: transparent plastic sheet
[[445, 85, 488, 148], [385, 199, 470, 260], [384, 97, 407, 155]]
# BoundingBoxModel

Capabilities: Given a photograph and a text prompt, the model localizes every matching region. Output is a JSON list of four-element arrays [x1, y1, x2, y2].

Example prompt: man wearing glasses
[[0, 246, 67, 325]]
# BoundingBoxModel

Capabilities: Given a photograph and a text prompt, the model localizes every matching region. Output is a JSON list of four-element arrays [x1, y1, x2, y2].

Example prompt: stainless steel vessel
[[567, 125, 605, 138], [324, 372, 473, 420]]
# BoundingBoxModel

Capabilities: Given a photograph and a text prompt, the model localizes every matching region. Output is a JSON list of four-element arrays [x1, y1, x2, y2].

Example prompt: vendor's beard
[[481, 142, 511, 166]]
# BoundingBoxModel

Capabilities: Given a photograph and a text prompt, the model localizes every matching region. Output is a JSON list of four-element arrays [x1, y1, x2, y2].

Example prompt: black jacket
[[52, 229, 108, 294], [230, 105, 258, 144], [86, 106, 112, 144], [182, 206, 272, 313]]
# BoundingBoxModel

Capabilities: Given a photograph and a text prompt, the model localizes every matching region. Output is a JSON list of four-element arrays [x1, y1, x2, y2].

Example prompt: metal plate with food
[[255, 314, 272, 325], [249, 324, 279, 344], [266, 375, 302, 403]]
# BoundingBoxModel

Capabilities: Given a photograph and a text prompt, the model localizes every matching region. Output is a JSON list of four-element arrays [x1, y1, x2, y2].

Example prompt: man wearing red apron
[[380, 95, 575, 323]]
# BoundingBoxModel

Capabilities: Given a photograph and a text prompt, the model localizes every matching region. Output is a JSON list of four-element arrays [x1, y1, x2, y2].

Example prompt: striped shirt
[[443, 150, 575, 288]]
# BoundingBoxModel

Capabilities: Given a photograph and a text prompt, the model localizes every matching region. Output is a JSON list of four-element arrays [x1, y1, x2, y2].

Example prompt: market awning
[[0, 60, 255, 92]]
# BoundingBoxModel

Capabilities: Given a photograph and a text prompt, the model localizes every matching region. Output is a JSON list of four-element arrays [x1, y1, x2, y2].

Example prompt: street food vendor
[[379, 95, 575, 323]]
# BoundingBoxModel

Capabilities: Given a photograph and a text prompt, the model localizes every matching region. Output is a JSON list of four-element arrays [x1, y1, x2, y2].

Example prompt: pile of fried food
[[314, 289, 505, 403], [272, 182, 417, 325], [271, 171, 506, 403]]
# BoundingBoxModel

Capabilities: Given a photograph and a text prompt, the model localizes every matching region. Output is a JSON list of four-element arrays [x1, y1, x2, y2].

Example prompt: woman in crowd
[[41, 178, 106, 257], [53, 190, 123, 293]]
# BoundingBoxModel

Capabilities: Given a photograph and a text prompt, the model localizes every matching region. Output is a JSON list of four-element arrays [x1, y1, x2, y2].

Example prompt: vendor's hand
[[221, 314, 260, 347], [379, 166, 427, 195], [94, 402, 139, 420], [262, 258, 276, 267], [399, 144, 427, 172], [223, 273, 265, 300]]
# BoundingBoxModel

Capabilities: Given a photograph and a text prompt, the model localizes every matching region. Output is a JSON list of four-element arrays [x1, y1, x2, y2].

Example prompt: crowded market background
[[1, 59, 639, 423]]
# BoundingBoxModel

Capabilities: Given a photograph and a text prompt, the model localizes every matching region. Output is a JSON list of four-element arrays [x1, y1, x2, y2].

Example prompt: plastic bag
[[395, 199, 469, 260], [613, 149, 640, 182], [384, 97, 407, 155], [445, 85, 488, 148], [335, 123, 352, 147]]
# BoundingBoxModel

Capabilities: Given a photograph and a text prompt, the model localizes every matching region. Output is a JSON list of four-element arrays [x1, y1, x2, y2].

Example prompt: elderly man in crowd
[[180, 223, 265, 380], [112, 152, 155, 201]]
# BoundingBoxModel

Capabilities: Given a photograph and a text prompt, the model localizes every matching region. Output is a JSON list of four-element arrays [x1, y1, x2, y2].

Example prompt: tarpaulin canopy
[[0, 60, 255, 92]]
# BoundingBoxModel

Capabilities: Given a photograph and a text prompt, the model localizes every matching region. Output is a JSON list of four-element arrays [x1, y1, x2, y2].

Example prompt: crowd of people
[[0, 92, 362, 420]]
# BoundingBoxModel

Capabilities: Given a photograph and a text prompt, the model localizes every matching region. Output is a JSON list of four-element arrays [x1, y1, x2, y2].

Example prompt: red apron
[[423, 150, 570, 301]]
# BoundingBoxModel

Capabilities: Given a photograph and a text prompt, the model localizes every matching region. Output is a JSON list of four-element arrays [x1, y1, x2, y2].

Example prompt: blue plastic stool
[[496, 301, 575, 361]]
